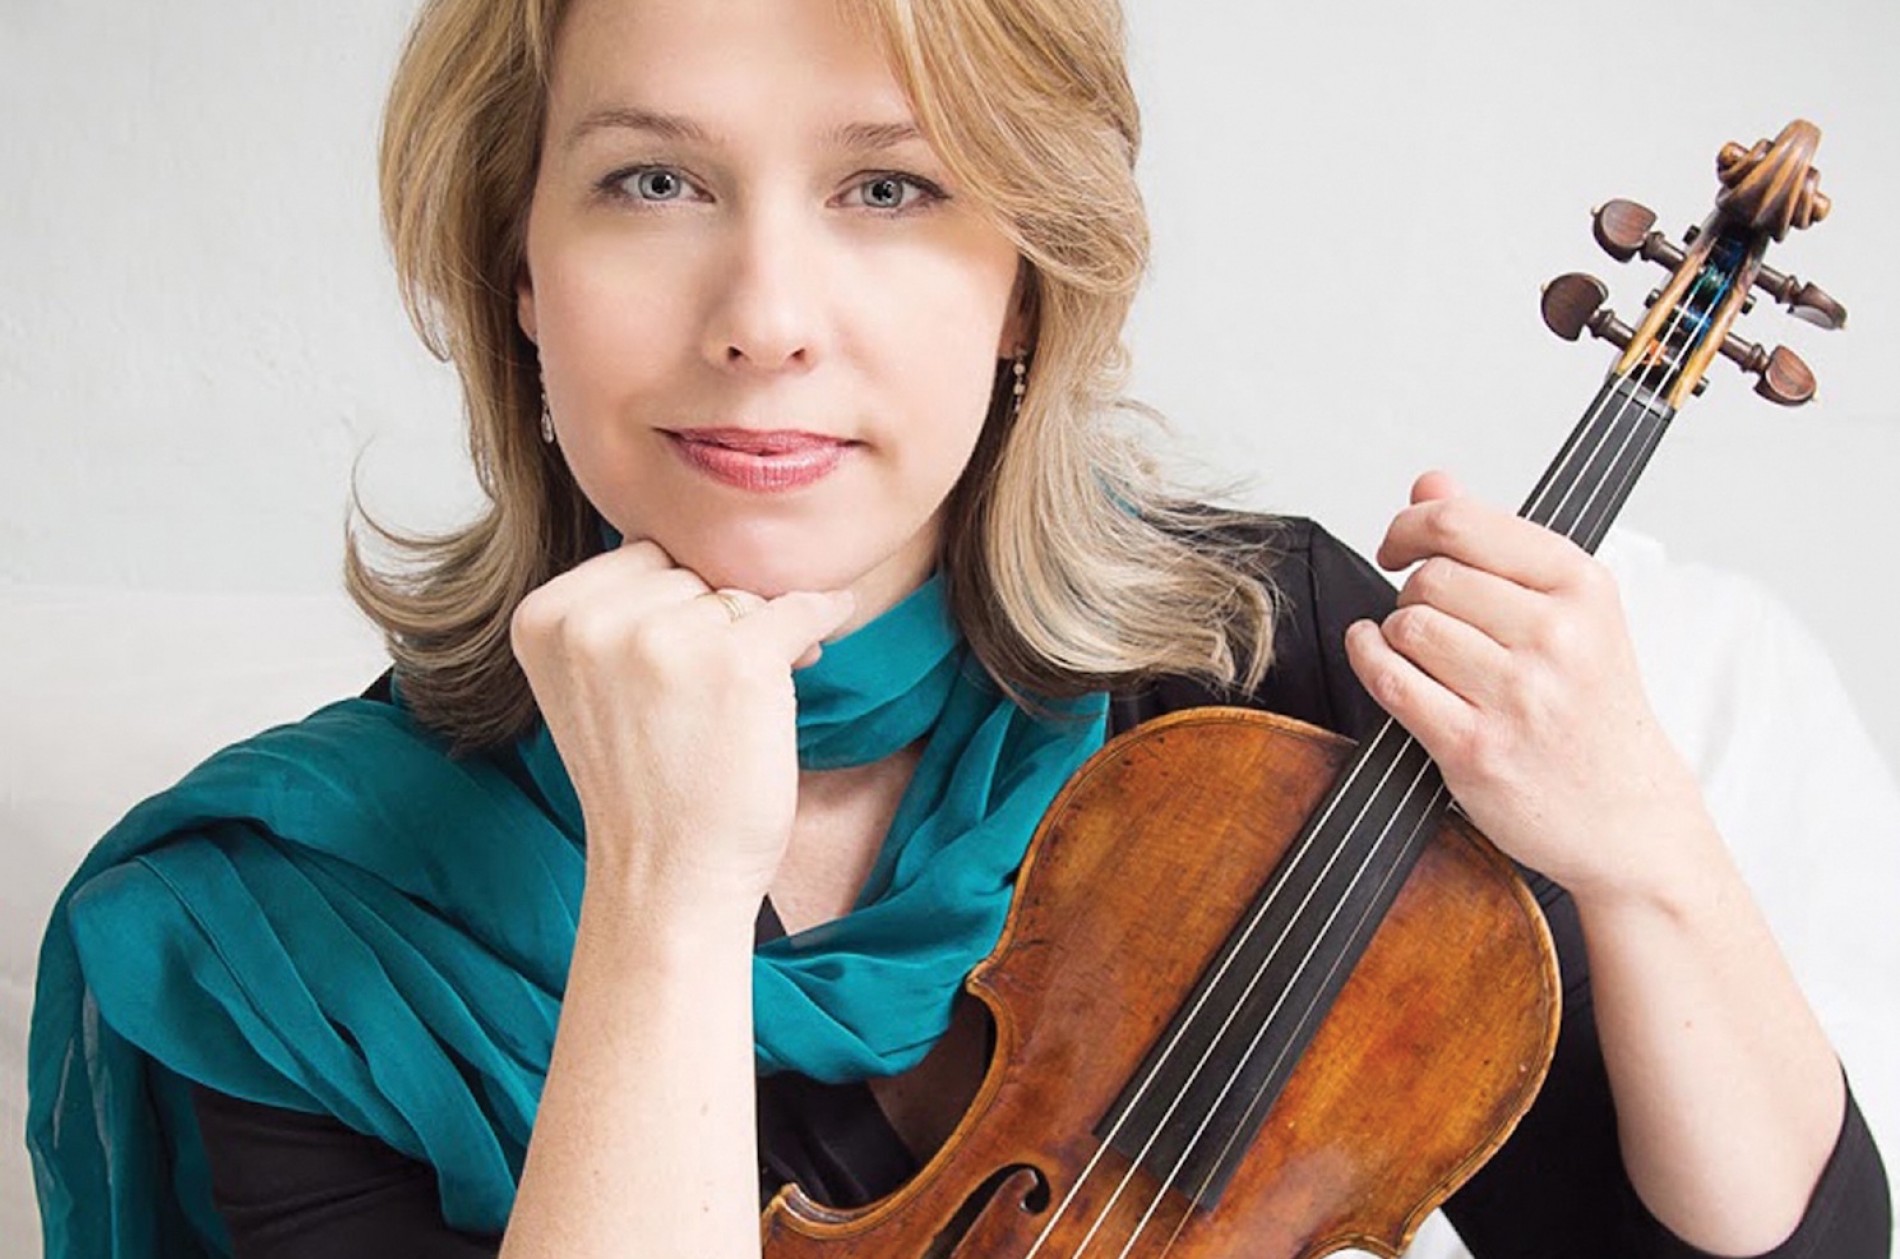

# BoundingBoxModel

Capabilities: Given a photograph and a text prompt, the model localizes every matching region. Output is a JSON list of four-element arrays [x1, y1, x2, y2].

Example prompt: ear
[[516, 265, 539, 345]]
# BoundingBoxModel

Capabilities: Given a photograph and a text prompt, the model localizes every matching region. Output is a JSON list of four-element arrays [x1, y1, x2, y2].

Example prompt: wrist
[[582, 838, 767, 942], [1564, 796, 1733, 924]]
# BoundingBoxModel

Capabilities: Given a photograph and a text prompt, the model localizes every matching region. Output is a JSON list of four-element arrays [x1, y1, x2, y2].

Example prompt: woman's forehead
[[547, 0, 913, 140]]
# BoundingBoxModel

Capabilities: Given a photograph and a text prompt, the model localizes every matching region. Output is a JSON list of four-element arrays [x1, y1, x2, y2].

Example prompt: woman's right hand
[[509, 537, 857, 911]]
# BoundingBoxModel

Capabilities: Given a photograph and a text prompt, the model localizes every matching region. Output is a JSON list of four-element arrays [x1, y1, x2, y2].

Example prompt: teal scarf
[[26, 562, 1108, 1254]]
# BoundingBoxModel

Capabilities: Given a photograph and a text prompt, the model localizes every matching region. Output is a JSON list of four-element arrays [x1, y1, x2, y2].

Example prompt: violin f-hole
[[929, 1165, 1049, 1258]]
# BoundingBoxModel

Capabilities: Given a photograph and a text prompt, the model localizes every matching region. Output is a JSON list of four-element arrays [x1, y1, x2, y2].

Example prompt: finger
[[688, 587, 769, 627], [1344, 618, 1479, 757], [731, 589, 859, 666], [714, 588, 770, 617], [708, 591, 828, 671], [599, 565, 711, 621], [548, 534, 689, 598], [1396, 555, 1545, 649], [1378, 496, 1585, 592], [611, 536, 679, 569], [528, 562, 709, 632], [1377, 602, 1513, 711], [1409, 469, 1465, 505]]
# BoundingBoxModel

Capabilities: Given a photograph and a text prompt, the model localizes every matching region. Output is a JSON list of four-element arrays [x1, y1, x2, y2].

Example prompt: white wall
[[1, 2, 477, 597]]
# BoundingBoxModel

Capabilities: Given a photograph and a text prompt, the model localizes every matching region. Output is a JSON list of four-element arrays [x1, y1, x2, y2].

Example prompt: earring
[[539, 390, 556, 445], [1010, 348, 1028, 420]]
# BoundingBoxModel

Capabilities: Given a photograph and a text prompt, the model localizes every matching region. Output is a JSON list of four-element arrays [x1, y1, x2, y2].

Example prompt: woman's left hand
[[1343, 470, 1714, 901]]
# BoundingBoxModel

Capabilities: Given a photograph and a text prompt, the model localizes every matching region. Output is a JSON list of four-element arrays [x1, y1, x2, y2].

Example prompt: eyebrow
[[563, 105, 924, 155]]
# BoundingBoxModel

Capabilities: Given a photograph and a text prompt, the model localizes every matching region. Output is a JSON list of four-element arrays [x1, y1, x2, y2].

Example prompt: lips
[[671, 427, 850, 455], [664, 428, 854, 492]]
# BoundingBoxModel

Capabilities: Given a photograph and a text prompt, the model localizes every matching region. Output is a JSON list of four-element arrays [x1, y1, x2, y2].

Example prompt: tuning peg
[[1542, 273, 1634, 349], [1719, 333, 1815, 406], [1592, 200, 1688, 270], [1749, 264, 1846, 329]]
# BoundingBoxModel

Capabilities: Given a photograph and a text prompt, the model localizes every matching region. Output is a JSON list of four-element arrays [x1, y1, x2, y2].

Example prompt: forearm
[[1575, 804, 1844, 1256], [501, 856, 761, 1259]]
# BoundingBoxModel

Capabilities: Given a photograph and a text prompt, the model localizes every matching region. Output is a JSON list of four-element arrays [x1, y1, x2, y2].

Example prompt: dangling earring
[[539, 391, 556, 445], [1010, 347, 1029, 420]]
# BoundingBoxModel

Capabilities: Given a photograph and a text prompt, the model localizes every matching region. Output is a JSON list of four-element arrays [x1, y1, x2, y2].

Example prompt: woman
[[26, 0, 1888, 1255]]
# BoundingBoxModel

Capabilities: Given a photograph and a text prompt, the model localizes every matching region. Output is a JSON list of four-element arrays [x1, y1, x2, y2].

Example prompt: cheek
[[871, 252, 1015, 461], [535, 234, 695, 399]]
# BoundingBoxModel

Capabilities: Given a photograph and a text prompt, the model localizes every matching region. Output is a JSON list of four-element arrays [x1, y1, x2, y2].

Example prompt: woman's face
[[518, 0, 1026, 623]]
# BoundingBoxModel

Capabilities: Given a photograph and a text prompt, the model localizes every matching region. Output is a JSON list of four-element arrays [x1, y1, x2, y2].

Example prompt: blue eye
[[625, 167, 691, 202], [860, 176, 909, 209], [852, 173, 945, 215]]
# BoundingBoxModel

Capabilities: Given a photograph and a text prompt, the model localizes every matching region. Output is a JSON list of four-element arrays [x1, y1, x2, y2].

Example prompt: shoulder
[[1112, 512, 1396, 741], [1151, 509, 1392, 619]]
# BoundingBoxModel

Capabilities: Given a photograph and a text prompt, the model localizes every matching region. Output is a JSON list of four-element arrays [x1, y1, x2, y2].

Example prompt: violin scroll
[[1716, 121, 1831, 240], [1549, 119, 1844, 409]]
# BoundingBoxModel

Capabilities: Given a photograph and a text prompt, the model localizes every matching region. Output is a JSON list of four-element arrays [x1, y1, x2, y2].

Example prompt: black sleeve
[[1108, 515, 1397, 741], [187, 1081, 501, 1258]]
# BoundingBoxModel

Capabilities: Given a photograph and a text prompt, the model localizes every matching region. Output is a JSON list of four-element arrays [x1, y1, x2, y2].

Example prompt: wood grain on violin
[[765, 713, 1559, 1258]]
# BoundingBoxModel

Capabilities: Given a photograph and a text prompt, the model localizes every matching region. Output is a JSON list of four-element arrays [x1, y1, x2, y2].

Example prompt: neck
[[776, 742, 927, 937]]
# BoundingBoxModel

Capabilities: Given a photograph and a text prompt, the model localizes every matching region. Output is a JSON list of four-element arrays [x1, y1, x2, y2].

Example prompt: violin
[[760, 119, 1846, 1259]]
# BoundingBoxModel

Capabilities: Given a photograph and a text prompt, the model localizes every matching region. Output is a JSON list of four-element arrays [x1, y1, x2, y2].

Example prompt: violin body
[[763, 709, 1559, 1258]]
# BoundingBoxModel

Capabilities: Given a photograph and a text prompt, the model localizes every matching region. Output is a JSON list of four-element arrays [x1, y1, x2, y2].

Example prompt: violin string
[[1531, 243, 1733, 539], [1531, 355, 1669, 534], [1134, 253, 1732, 1255], [1543, 262, 1735, 543], [1573, 263, 1740, 553], [1057, 741, 1432, 1259], [1151, 782, 1452, 1259], [1116, 765, 1443, 1259], [1532, 271, 1702, 527], [1014, 717, 1418, 1259], [1021, 248, 1729, 1258]]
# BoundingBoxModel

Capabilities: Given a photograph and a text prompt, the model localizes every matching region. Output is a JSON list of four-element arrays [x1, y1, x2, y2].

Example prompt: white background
[[3, 2, 1896, 1254]]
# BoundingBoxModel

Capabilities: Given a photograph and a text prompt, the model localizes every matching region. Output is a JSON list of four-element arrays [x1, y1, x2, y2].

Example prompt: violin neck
[[1516, 374, 1676, 554], [1099, 372, 1682, 1203]]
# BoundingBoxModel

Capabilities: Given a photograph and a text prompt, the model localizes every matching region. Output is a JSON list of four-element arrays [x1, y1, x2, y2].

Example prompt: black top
[[182, 518, 1891, 1257]]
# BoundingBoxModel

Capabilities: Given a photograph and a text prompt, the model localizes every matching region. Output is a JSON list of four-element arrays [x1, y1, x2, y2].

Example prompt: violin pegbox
[[1540, 119, 1844, 409]]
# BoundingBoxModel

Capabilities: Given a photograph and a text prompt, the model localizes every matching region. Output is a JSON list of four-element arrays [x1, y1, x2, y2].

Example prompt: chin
[[609, 497, 938, 604], [668, 526, 873, 600]]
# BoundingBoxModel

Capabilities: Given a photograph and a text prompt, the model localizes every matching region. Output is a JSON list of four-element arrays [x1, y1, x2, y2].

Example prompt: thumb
[[1410, 469, 1464, 505]]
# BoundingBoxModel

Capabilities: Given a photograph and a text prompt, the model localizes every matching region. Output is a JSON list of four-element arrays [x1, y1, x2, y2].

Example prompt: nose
[[700, 202, 825, 375]]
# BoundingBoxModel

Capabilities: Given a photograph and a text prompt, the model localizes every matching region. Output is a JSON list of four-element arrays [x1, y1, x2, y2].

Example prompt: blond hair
[[349, 0, 1280, 756]]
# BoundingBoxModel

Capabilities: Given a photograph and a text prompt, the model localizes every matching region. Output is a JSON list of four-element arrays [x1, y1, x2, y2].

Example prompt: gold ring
[[713, 590, 748, 622]]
